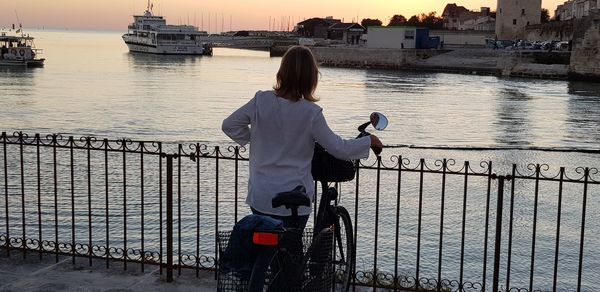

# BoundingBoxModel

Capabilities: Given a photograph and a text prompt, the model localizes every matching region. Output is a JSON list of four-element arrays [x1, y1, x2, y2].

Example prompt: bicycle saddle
[[272, 185, 310, 209]]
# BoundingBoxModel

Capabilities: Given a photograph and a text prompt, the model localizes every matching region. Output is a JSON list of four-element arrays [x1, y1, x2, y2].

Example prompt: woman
[[222, 46, 382, 229]]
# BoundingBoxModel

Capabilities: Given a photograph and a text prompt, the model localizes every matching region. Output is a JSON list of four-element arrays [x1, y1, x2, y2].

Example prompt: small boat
[[0, 33, 45, 67], [122, 1, 211, 55]]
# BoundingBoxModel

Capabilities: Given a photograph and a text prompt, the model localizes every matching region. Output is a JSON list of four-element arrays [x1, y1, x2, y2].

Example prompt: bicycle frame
[[314, 180, 338, 233], [313, 179, 352, 286]]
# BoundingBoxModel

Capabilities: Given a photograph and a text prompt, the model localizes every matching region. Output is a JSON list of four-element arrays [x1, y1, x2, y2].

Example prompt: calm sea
[[1, 30, 599, 148], [1, 29, 599, 290]]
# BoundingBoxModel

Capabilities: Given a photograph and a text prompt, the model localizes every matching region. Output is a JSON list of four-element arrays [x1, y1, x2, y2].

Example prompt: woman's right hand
[[370, 134, 383, 156]]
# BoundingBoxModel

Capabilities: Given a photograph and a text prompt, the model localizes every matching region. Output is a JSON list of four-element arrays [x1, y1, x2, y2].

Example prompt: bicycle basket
[[217, 229, 318, 292], [217, 231, 250, 291], [311, 143, 356, 182]]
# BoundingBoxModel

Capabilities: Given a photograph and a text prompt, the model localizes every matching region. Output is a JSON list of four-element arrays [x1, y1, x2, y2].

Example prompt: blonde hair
[[273, 46, 320, 102]]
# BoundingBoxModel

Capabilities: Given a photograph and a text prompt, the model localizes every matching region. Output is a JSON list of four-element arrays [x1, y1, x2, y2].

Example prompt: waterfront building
[[555, 0, 599, 21], [495, 0, 542, 40], [327, 23, 366, 45], [296, 17, 341, 39], [443, 4, 495, 31], [430, 30, 491, 47], [367, 26, 439, 49], [367, 26, 416, 49], [232, 30, 286, 37], [443, 3, 471, 30], [459, 15, 496, 31]]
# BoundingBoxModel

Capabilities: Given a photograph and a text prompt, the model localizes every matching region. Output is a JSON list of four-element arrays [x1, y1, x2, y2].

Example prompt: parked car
[[514, 40, 535, 50], [555, 41, 570, 51], [495, 40, 514, 49]]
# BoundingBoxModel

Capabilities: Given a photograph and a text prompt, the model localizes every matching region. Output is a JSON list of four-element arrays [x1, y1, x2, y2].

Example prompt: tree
[[419, 12, 444, 29], [388, 14, 407, 26], [391, 12, 444, 29], [541, 8, 550, 23], [361, 18, 383, 28], [406, 15, 420, 26]]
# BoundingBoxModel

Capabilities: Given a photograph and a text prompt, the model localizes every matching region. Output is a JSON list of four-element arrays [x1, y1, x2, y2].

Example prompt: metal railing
[[0, 131, 598, 292]]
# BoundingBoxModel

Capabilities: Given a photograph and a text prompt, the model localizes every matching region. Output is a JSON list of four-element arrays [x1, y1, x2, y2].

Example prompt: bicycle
[[218, 112, 388, 292], [310, 112, 387, 291], [218, 186, 334, 292]]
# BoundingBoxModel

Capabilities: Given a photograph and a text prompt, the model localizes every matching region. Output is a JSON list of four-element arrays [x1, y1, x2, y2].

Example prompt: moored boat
[[122, 1, 211, 55], [0, 33, 45, 67]]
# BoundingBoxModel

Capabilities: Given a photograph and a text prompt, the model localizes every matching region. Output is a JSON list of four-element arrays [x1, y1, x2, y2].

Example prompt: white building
[[495, 0, 542, 40], [555, 0, 599, 21], [367, 26, 417, 49], [443, 5, 494, 31], [459, 15, 496, 31]]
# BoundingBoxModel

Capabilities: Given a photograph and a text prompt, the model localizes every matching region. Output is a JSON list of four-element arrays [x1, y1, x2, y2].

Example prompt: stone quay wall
[[524, 17, 593, 42], [308, 46, 570, 79], [569, 11, 600, 79], [310, 47, 445, 69]]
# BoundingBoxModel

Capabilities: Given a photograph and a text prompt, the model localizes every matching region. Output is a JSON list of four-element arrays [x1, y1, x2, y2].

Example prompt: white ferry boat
[[122, 2, 210, 55], [0, 33, 45, 67]]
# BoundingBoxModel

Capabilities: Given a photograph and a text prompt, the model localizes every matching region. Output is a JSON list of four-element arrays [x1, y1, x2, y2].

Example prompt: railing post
[[166, 154, 174, 283], [492, 175, 506, 292]]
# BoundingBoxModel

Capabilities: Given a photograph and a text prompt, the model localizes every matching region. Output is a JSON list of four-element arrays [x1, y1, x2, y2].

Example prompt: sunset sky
[[1, 0, 565, 32]]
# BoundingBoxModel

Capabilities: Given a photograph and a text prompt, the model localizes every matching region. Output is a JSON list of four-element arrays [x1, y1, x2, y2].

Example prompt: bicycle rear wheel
[[248, 248, 277, 292], [333, 206, 354, 292], [249, 229, 305, 292]]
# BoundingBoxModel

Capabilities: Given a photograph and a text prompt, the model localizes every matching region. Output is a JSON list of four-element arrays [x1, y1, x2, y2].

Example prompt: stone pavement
[[0, 251, 398, 291], [0, 252, 217, 291]]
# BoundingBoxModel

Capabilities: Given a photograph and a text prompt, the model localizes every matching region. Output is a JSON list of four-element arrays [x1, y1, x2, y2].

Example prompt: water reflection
[[0, 66, 39, 81], [566, 81, 600, 145], [568, 80, 600, 96], [494, 85, 533, 145], [0, 67, 38, 99], [364, 69, 431, 93], [126, 52, 203, 71]]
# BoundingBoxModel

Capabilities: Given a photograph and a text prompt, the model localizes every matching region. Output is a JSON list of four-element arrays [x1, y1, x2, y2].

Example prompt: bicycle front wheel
[[297, 227, 334, 291], [334, 206, 354, 291]]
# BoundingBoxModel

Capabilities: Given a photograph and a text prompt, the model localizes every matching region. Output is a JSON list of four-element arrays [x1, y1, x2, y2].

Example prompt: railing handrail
[[386, 144, 600, 154], [5, 132, 600, 154]]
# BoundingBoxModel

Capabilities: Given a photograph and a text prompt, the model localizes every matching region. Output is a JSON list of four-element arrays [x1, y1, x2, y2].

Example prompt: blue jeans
[[250, 208, 310, 230]]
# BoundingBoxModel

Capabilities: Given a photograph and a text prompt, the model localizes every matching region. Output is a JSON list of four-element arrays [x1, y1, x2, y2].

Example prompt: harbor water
[[1, 29, 599, 291]]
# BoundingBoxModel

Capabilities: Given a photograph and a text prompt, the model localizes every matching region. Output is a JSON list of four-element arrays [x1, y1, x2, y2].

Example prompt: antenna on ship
[[14, 10, 23, 37], [146, 0, 154, 15]]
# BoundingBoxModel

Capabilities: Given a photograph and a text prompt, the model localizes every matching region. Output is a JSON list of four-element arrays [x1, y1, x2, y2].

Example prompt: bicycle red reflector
[[253, 232, 279, 246]]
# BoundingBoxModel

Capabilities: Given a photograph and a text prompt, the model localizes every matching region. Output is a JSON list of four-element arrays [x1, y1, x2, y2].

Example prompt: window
[[513, 19, 517, 25], [405, 30, 415, 40], [522, 9, 526, 15]]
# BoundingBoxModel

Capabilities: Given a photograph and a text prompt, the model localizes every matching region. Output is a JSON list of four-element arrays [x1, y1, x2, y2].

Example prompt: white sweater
[[222, 90, 370, 216]]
